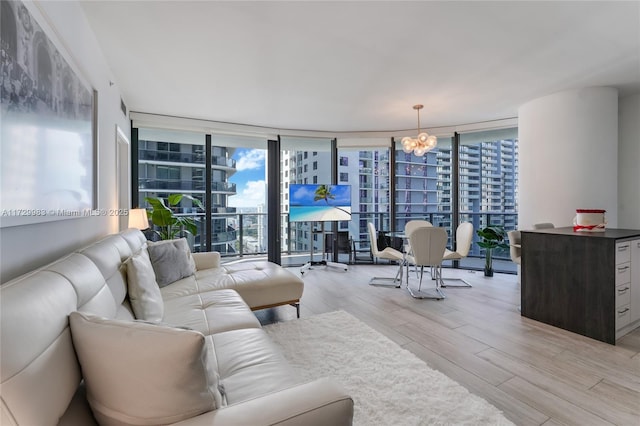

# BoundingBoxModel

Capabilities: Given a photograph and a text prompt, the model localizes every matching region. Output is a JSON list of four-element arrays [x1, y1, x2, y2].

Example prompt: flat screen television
[[289, 184, 352, 222]]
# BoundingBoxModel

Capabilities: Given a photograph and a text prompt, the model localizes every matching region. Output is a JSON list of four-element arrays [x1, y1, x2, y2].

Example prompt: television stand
[[300, 222, 348, 276]]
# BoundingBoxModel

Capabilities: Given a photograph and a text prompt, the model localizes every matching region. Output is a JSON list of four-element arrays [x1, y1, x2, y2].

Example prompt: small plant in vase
[[476, 225, 510, 277]]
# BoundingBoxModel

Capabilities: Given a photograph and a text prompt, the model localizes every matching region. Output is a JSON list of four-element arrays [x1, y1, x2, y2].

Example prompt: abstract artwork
[[1, 0, 96, 226]]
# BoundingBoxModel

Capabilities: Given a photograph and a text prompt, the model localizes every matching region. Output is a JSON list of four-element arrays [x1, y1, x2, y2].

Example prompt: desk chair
[[441, 222, 474, 288], [367, 222, 404, 287], [405, 226, 448, 299]]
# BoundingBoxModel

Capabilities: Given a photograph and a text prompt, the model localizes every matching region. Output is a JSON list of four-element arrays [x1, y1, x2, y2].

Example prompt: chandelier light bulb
[[426, 135, 437, 149], [402, 104, 437, 157]]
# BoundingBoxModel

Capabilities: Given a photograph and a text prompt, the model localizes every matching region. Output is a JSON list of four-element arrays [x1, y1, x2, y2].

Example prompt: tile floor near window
[[255, 265, 640, 426]]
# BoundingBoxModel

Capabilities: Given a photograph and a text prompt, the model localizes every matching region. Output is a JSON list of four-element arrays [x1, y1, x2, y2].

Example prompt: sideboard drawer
[[616, 242, 631, 264], [615, 262, 631, 286], [616, 304, 631, 330], [616, 283, 631, 308]]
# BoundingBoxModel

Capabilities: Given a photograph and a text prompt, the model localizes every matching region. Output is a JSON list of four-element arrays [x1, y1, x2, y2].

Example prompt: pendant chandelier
[[401, 104, 437, 156]]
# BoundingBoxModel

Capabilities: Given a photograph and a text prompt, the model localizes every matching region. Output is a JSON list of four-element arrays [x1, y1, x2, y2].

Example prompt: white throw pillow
[[69, 312, 221, 426], [147, 238, 196, 287], [125, 249, 164, 322]]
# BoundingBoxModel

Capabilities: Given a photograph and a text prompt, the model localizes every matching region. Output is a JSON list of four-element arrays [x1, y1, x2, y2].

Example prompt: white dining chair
[[404, 220, 432, 279], [367, 222, 404, 287], [405, 226, 448, 299], [508, 229, 522, 311], [507, 230, 522, 266], [441, 222, 474, 288]]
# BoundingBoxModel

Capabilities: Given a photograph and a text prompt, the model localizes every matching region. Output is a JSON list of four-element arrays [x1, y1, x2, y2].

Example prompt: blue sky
[[228, 148, 266, 208]]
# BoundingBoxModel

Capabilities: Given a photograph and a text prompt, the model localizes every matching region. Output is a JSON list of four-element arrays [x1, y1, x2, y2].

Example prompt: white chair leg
[[440, 269, 472, 288], [407, 265, 445, 300], [370, 261, 403, 288]]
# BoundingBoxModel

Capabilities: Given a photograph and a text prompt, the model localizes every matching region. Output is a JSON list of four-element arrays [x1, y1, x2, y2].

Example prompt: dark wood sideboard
[[521, 227, 640, 344]]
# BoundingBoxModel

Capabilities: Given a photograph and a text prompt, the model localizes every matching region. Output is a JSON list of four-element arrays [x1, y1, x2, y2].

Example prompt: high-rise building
[[137, 131, 238, 254], [396, 138, 518, 228]]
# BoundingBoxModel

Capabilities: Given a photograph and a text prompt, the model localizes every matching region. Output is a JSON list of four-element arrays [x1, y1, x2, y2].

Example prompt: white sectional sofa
[[0, 229, 353, 426]]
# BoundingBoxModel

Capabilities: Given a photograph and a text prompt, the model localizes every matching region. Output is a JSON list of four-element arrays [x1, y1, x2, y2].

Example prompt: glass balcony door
[[337, 139, 391, 263], [213, 134, 267, 257], [394, 136, 454, 242], [280, 137, 332, 267], [458, 128, 518, 272]]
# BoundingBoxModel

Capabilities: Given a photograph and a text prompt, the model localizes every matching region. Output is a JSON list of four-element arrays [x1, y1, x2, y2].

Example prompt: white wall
[[618, 93, 640, 229], [518, 87, 619, 230], [0, 1, 130, 282]]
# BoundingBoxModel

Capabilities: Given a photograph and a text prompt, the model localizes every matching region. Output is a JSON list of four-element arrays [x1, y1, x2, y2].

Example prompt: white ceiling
[[80, 1, 640, 133]]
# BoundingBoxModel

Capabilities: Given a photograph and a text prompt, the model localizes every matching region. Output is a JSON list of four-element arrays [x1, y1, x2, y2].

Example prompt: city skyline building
[[137, 129, 238, 254]]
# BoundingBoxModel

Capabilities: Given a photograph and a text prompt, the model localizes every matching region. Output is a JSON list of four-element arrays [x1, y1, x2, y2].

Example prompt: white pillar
[[518, 87, 618, 230], [618, 93, 640, 229]]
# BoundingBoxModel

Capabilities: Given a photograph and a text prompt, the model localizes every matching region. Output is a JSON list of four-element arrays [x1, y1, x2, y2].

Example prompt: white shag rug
[[264, 310, 514, 426]]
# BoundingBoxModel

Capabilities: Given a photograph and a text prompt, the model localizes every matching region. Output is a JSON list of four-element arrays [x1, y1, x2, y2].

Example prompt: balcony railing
[[139, 179, 205, 191], [157, 210, 518, 274], [139, 180, 236, 193], [212, 156, 236, 168], [139, 150, 236, 168], [139, 149, 205, 164]]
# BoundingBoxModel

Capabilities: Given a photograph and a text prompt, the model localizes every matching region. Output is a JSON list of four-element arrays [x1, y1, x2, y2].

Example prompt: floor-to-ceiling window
[[137, 128, 207, 251], [133, 119, 518, 272], [458, 128, 518, 272], [279, 137, 332, 267], [337, 138, 392, 263], [394, 136, 454, 240], [136, 128, 268, 255], [213, 135, 267, 256]]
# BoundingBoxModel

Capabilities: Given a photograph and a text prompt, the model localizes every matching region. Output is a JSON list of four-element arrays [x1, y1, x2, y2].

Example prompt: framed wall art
[[1, 0, 97, 227]]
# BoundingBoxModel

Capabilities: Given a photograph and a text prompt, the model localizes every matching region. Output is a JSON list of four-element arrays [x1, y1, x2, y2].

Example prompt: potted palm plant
[[476, 225, 510, 277], [145, 194, 204, 240]]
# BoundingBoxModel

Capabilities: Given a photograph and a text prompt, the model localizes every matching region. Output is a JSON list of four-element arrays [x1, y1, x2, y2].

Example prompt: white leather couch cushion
[[162, 289, 260, 335], [211, 328, 301, 405], [162, 261, 304, 309], [79, 235, 133, 308], [1, 271, 82, 426], [172, 379, 354, 426], [69, 312, 221, 425], [125, 249, 164, 322], [192, 251, 221, 270]]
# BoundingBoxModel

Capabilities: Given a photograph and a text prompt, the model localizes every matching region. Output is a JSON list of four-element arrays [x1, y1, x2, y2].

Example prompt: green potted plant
[[476, 225, 510, 277], [145, 194, 204, 240]]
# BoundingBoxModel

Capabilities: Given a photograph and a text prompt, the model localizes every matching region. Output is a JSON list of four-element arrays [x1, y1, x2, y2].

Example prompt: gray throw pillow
[[147, 238, 196, 287]]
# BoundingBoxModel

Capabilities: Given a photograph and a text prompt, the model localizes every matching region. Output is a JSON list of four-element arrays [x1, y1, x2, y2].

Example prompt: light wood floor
[[255, 264, 640, 426]]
